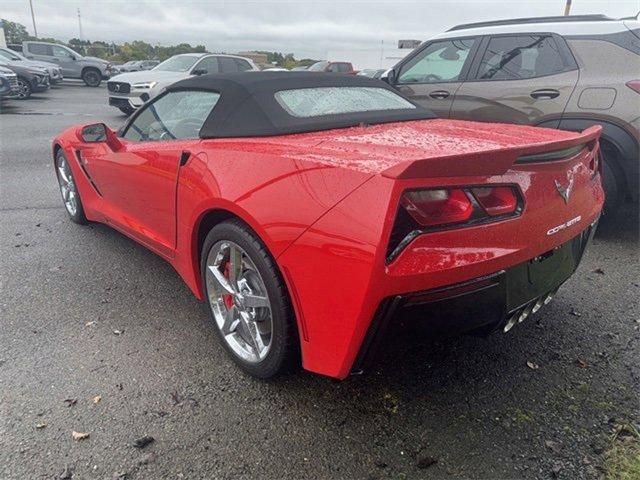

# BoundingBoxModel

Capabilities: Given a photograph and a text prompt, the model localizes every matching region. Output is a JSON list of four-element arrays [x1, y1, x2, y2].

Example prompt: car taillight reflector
[[626, 80, 640, 94], [471, 187, 518, 216], [401, 189, 473, 226]]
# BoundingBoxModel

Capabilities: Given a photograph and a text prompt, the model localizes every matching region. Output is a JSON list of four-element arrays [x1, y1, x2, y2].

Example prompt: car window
[[327, 64, 340, 73], [398, 38, 476, 84], [52, 45, 74, 59], [337, 63, 350, 72], [234, 58, 252, 71], [275, 86, 416, 117], [27, 43, 53, 56], [218, 57, 240, 73], [477, 35, 569, 80], [123, 91, 220, 142], [193, 56, 219, 74], [308, 61, 329, 72]]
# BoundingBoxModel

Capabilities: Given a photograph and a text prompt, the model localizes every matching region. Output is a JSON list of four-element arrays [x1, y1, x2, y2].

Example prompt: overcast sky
[[3, 0, 639, 58]]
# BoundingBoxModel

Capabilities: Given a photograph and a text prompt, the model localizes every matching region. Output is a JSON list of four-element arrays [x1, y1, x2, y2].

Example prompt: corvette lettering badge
[[547, 215, 581, 236]]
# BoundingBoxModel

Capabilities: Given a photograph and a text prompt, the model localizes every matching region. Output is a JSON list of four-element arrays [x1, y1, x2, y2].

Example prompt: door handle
[[429, 90, 450, 99], [179, 150, 191, 166], [530, 89, 560, 99]]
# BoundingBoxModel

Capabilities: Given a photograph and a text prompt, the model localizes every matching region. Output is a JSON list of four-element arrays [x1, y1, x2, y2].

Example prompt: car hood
[[108, 70, 190, 84], [84, 56, 109, 64], [10, 59, 58, 70]]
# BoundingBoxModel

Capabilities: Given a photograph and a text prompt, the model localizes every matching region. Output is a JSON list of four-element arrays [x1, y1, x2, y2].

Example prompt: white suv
[[107, 53, 259, 115]]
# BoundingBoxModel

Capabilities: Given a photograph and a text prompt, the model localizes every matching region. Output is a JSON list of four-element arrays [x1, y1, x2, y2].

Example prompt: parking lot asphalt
[[0, 84, 638, 480]]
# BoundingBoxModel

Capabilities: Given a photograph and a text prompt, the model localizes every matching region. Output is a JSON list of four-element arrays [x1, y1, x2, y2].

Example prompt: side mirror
[[192, 68, 207, 76], [381, 68, 396, 85], [81, 123, 108, 142], [80, 123, 123, 150]]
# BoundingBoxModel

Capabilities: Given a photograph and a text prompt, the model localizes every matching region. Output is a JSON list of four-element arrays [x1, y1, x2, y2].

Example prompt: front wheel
[[55, 150, 87, 224], [16, 77, 32, 99], [200, 220, 298, 379], [82, 69, 101, 87]]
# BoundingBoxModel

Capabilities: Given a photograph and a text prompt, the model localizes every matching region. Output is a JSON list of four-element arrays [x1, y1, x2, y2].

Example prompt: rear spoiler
[[381, 125, 602, 179]]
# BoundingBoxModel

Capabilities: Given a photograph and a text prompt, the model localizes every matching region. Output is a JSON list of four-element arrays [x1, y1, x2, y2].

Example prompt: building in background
[[327, 40, 421, 71], [237, 51, 269, 69]]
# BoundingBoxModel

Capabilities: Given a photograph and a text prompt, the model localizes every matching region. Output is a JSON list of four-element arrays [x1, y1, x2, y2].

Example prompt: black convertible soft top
[[165, 71, 435, 138]]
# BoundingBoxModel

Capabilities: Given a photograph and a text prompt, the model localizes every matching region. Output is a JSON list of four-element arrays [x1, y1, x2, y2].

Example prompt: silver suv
[[107, 53, 259, 115], [0, 47, 63, 84], [22, 41, 112, 87], [384, 14, 640, 217]]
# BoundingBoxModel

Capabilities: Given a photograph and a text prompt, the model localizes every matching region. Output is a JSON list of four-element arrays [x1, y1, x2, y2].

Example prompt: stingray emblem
[[554, 170, 575, 204]]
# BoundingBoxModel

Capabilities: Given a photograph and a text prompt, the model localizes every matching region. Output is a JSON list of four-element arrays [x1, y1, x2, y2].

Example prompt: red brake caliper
[[222, 261, 234, 310]]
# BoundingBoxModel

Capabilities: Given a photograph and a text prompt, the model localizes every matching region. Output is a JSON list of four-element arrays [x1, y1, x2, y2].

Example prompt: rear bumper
[[352, 218, 598, 373]]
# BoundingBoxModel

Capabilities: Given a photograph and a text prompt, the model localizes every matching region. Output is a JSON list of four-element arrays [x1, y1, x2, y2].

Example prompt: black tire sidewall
[[200, 220, 295, 379], [82, 69, 101, 87], [55, 151, 88, 224], [601, 146, 624, 220]]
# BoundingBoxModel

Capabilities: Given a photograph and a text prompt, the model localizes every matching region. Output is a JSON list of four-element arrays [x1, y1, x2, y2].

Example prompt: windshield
[[275, 86, 416, 118], [0, 49, 22, 61], [307, 61, 329, 72], [153, 55, 199, 72]]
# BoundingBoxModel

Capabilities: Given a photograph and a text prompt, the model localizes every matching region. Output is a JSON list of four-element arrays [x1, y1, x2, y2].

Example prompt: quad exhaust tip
[[503, 290, 556, 333]]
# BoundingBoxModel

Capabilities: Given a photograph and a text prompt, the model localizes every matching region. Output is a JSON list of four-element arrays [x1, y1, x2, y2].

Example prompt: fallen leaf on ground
[[569, 308, 581, 317], [85, 321, 95, 327], [576, 358, 589, 368], [93, 395, 102, 404], [35, 422, 47, 429], [113, 329, 124, 335], [526, 361, 540, 370], [594, 268, 605, 275], [64, 398, 77, 407], [72, 431, 90, 441], [133, 436, 154, 448]]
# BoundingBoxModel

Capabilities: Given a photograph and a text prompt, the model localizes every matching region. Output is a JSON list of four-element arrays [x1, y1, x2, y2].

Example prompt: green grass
[[603, 424, 640, 480]]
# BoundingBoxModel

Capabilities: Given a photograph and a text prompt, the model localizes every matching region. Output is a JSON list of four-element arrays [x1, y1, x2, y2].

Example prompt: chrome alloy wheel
[[56, 155, 78, 216], [205, 240, 273, 363]]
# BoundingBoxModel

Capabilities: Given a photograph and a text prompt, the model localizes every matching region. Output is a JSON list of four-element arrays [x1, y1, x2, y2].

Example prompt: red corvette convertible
[[53, 72, 603, 379]]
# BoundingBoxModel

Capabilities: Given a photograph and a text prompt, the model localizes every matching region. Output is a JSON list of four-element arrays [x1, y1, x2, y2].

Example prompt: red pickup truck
[[307, 61, 357, 75]]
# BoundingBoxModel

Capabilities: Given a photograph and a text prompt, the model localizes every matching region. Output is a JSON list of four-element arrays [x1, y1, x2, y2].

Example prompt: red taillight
[[401, 189, 473, 226], [626, 80, 640, 94], [471, 187, 518, 216]]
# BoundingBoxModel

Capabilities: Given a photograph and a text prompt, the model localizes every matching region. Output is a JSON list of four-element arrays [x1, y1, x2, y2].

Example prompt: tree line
[[1, 18, 317, 67]]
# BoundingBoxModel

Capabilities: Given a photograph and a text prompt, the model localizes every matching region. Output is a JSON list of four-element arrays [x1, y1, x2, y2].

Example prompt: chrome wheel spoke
[[207, 265, 235, 295], [242, 293, 269, 309], [221, 305, 240, 335], [227, 244, 243, 290]]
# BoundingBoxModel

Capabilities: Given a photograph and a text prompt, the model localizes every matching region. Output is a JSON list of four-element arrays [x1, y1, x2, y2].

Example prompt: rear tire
[[200, 220, 298, 379], [82, 68, 101, 87], [600, 143, 625, 222], [118, 106, 136, 116]]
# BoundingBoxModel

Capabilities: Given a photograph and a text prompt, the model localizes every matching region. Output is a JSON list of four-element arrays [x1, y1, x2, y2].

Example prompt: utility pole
[[78, 8, 83, 41], [29, 0, 38, 38], [564, 0, 572, 16]]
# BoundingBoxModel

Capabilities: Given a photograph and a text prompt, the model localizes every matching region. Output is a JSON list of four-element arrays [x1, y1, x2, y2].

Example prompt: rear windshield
[[274, 86, 416, 118]]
